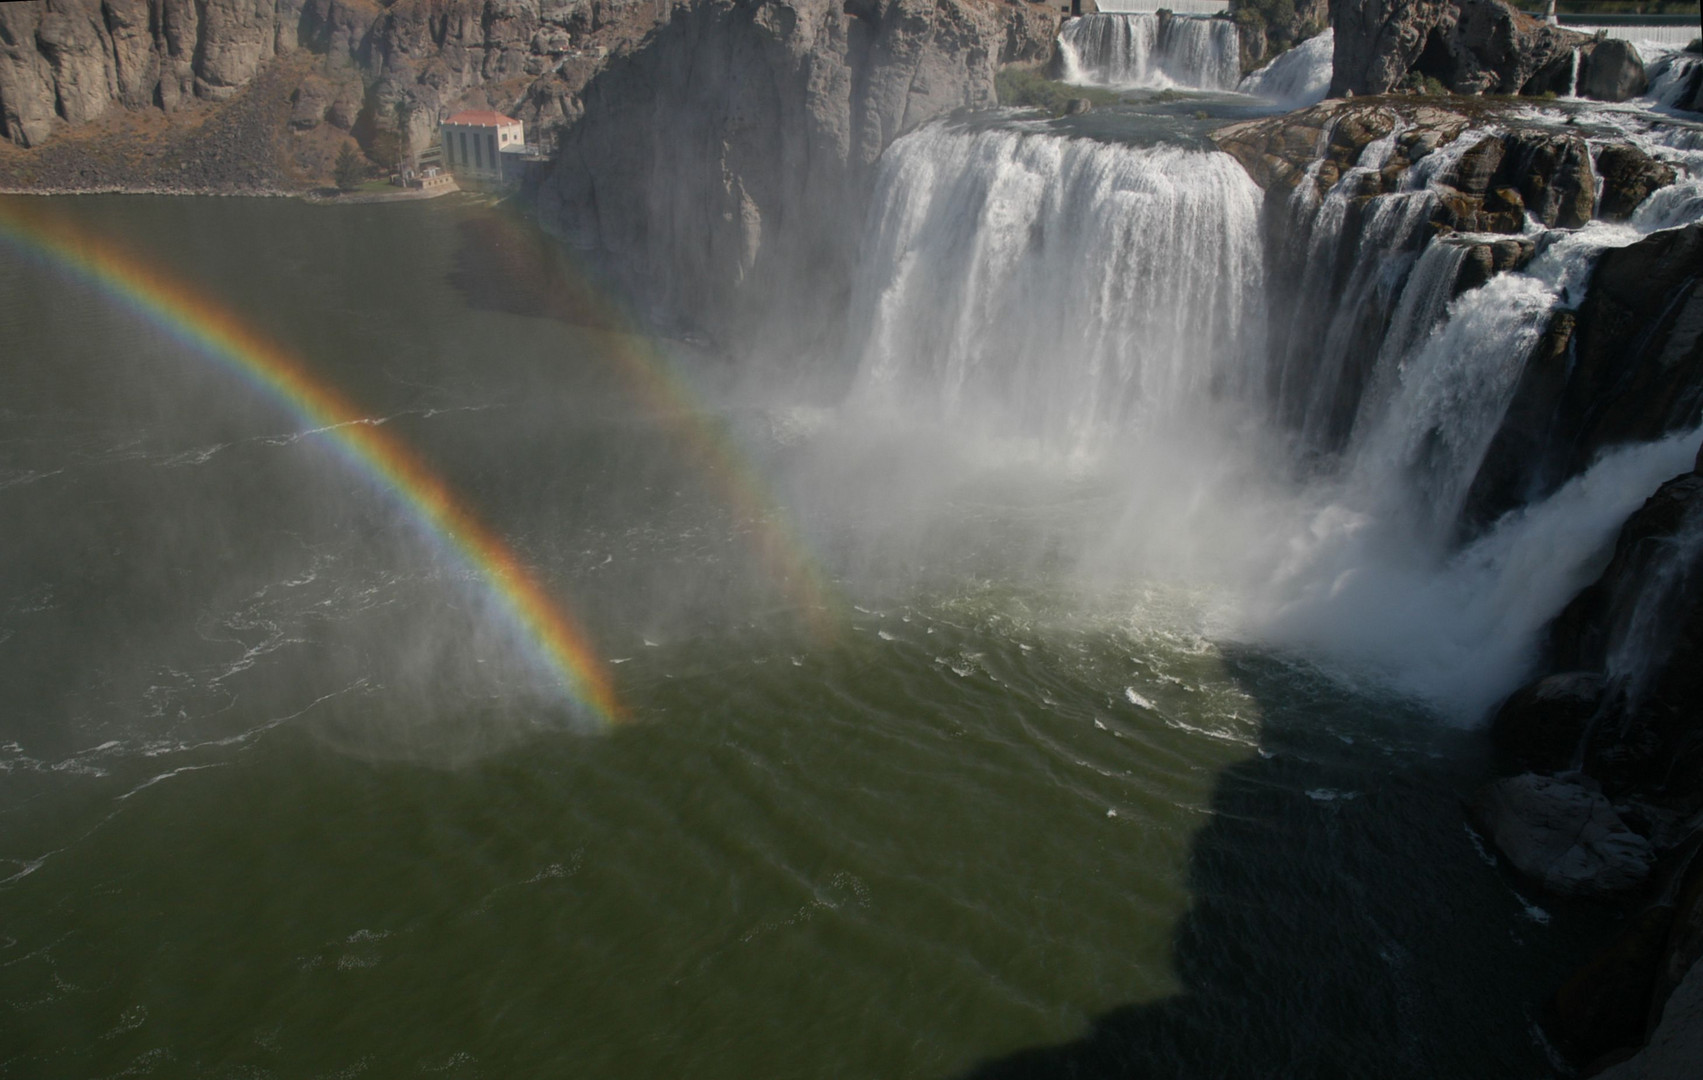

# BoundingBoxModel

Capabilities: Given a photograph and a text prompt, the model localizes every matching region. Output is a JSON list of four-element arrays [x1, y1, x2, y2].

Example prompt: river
[[0, 189, 1628, 1077]]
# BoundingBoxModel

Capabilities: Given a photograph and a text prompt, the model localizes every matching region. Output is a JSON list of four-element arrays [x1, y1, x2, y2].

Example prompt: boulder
[[1471, 773, 1654, 896], [1598, 144, 1678, 223], [1448, 233, 1536, 294], [1581, 37, 1648, 104]]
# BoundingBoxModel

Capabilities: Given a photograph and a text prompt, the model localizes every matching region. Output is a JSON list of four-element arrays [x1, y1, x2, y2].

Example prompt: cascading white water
[[847, 124, 1266, 454], [840, 117, 1703, 718], [1058, 13, 1241, 91], [1643, 46, 1703, 109], [1237, 30, 1335, 108], [1604, 499, 1703, 699]]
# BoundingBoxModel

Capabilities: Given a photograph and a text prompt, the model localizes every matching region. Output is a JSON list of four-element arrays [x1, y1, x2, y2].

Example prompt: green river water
[[0, 195, 1608, 1078]]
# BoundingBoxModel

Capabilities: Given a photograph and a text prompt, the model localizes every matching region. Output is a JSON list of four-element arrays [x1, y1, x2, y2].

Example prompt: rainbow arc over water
[[0, 200, 624, 728]]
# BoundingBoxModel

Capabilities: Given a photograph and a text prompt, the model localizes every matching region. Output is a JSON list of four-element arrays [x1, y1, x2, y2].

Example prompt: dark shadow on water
[[445, 208, 624, 332], [955, 647, 1613, 1080]]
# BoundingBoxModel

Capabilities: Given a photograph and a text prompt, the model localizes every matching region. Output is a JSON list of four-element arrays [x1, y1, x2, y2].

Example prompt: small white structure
[[440, 110, 526, 183]]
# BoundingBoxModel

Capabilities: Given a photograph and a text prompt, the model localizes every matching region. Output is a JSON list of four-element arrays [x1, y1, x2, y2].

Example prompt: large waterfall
[[1058, 13, 1242, 91], [839, 119, 1703, 717], [847, 125, 1265, 452]]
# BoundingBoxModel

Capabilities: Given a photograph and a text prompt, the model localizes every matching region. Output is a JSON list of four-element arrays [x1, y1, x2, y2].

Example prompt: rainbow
[[0, 199, 624, 728], [453, 211, 841, 639]]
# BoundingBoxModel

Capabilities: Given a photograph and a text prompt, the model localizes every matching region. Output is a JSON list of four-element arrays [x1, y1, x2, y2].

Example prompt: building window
[[459, 132, 469, 168], [474, 133, 483, 170], [487, 133, 497, 167]]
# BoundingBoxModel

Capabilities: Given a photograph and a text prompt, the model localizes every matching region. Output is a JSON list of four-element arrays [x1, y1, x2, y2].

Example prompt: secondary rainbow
[[463, 210, 842, 640], [0, 200, 624, 727]]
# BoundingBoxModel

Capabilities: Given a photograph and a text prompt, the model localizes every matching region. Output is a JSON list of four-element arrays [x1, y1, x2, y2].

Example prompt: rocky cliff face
[[1466, 222, 1701, 534], [0, 0, 313, 148], [534, 0, 1056, 350], [0, 0, 1053, 197], [1327, 0, 1642, 100], [1485, 455, 1703, 1071], [0, 0, 673, 182]]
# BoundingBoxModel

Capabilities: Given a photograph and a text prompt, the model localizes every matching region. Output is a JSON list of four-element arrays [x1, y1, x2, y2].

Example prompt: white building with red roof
[[440, 109, 526, 183]]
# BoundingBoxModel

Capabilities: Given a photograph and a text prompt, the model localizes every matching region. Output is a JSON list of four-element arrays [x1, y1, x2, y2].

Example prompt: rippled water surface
[[0, 196, 1608, 1078]]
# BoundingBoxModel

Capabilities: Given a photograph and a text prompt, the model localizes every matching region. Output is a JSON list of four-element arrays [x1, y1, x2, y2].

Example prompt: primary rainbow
[[0, 200, 624, 728]]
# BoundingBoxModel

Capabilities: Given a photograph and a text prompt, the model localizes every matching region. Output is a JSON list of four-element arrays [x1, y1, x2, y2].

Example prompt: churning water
[[1, 92, 1697, 1077]]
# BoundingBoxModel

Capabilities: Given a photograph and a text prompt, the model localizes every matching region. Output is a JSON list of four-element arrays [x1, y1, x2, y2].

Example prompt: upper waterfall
[[1058, 13, 1242, 91]]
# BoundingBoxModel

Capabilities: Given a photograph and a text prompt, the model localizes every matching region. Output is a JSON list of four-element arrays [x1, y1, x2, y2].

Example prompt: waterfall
[[1237, 30, 1335, 108], [1643, 47, 1703, 110], [847, 124, 1266, 454], [1567, 48, 1581, 99], [1604, 499, 1703, 702], [839, 115, 1703, 717], [1058, 13, 1241, 91]]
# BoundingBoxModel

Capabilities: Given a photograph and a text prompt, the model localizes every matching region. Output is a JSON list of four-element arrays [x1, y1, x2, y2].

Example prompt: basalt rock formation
[[1214, 99, 1693, 462], [0, 0, 675, 186], [1212, 99, 1620, 232], [1327, 0, 1641, 100], [1485, 455, 1703, 1071], [534, 0, 1057, 349], [1465, 223, 1703, 534]]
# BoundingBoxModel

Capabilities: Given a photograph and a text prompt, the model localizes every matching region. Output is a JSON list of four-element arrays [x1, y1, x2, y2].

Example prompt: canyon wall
[[534, 0, 1057, 349], [0, 0, 673, 159]]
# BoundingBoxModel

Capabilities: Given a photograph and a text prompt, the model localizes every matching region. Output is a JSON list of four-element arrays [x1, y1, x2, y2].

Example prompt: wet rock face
[[1489, 464, 1703, 1070], [1436, 130, 1595, 230], [1466, 226, 1703, 539], [1212, 100, 1598, 234], [534, 0, 1055, 349], [1469, 773, 1655, 897], [1550, 473, 1703, 808], [1490, 672, 1605, 776], [1598, 144, 1679, 223]]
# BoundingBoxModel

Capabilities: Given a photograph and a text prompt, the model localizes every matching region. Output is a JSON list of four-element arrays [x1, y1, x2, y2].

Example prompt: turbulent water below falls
[[0, 97, 1695, 1079]]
